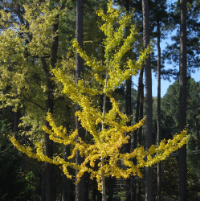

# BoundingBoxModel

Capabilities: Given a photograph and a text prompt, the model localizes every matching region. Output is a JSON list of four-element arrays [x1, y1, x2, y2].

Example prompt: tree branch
[[21, 93, 45, 111]]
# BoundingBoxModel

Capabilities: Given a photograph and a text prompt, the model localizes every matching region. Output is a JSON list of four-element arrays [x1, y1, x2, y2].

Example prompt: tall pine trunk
[[142, 0, 153, 200], [134, 68, 144, 201], [178, 0, 187, 200], [156, 0, 161, 200], [75, 0, 85, 201]]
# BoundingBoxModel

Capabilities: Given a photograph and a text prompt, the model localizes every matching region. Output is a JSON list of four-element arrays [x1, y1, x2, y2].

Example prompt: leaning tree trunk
[[142, 0, 153, 200], [75, 0, 85, 201], [156, 0, 162, 200], [178, 0, 187, 200]]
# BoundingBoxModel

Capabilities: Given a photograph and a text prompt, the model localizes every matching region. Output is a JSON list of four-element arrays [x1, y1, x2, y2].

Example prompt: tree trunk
[[42, 61, 55, 201], [134, 68, 144, 147], [178, 0, 187, 200], [123, 1, 132, 200], [156, 0, 161, 200], [41, 13, 59, 201], [133, 70, 142, 201], [101, 66, 108, 201], [125, 78, 132, 201], [142, 0, 153, 200], [75, 0, 85, 201], [196, 118, 200, 149], [61, 145, 71, 201], [135, 68, 144, 201], [14, 109, 18, 140], [138, 69, 144, 147]]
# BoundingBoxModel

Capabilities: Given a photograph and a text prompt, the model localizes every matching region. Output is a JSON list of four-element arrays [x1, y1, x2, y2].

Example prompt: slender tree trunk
[[14, 110, 18, 140], [123, 2, 132, 200], [138, 69, 144, 147], [142, 0, 153, 200], [75, 0, 85, 201], [61, 145, 71, 201], [137, 80, 144, 201], [125, 77, 132, 201], [178, 0, 187, 200], [156, 0, 162, 200], [134, 69, 144, 147], [41, 12, 59, 201], [92, 180, 96, 201], [101, 67, 108, 201], [196, 118, 200, 149], [62, 104, 72, 201], [42, 59, 55, 201], [135, 68, 144, 201]]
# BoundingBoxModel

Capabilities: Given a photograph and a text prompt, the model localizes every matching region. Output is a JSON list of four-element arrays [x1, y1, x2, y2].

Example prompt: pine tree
[[178, 0, 187, 199], [142, 0, 153, 200]]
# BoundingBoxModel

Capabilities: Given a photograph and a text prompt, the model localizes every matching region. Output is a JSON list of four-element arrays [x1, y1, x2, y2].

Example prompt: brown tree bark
[[75, 0, 86, 201], [61, 145, 71, 201], [142, 0, 153, 200], [138, 70, 144, 147], [41, 10, 59, 201], [178, 0, 187, 200], [123, 1, 132, 200], [135, 68, 144, 201], [125, 77, 132, 201], [196, 118, 200, 149], [156, 0, 161, 200], [14, 110, 19, 140]]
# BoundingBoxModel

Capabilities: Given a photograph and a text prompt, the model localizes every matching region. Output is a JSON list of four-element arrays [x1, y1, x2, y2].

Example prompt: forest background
[[0, 0, 199, 201]]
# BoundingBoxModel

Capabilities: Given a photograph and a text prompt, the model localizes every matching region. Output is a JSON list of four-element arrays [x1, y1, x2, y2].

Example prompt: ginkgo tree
[[10, 2, 187, 201]]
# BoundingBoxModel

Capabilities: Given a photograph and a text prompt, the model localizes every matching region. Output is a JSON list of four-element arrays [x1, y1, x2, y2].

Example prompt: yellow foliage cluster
[[0, 0, 69, 139], [9, 1, 187, 192], [10, 114, 187, 191]]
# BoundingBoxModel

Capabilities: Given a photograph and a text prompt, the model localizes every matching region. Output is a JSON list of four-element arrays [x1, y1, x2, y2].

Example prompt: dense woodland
[[0, 0, 199, 201]]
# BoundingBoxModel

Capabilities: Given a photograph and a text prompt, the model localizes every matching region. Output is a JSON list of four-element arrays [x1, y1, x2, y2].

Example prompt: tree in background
[[0, 1, 72, 200], [0, 116, 41, 201], [75, 0, 86, 200], [178, 0, 187, 200], [153, 79, 200, 200], [149, 0, 170, 199], [141, 0, 153, 200]]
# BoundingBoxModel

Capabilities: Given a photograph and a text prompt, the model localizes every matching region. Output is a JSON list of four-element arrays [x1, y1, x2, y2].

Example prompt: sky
[[131, 0, 200, 98], [152, 37, 200, 97], [151, 68, 200, 98], [133, 37, 200, 98]]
